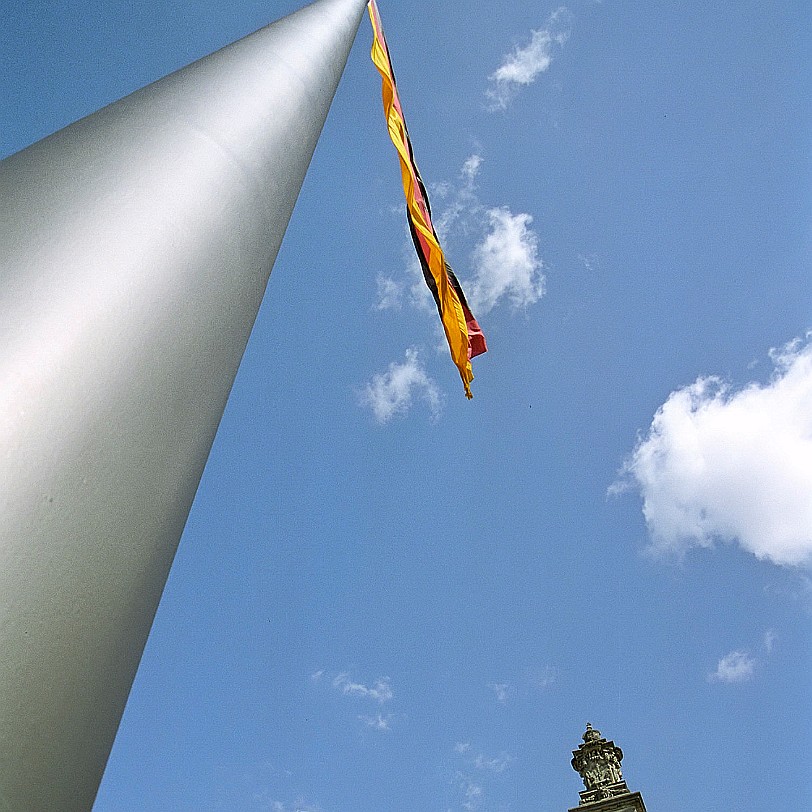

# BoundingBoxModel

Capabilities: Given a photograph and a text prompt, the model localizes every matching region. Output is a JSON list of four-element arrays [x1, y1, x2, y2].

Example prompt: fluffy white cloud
[[708, 650, 755, 683], [332, 673, 393, 704], [613, 335, 812, 567], [486, 8, 572, 111], [468, 208, 545, 314], [359, 348, 442, 423]]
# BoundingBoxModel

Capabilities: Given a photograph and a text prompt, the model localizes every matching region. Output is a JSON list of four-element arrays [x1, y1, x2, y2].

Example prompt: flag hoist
[[367, 0, 487, 398]]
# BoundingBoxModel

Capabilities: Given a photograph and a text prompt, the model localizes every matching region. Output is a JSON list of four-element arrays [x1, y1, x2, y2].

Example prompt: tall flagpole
[[0, 0, 368, 808]]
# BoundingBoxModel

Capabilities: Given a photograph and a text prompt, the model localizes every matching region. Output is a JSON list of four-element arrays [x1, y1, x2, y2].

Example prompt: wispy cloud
[[489, 682, 513, 704], [360, 713, 393, 731], [359, 348, 442, 423], [461, 154, 483, 181], [708, 650, 756, 683], [270, 800, 322, 812], [456, 774, 484, 811], [468, 207, 544, 314], [578, 252, 599, 273], [374, 273, 403, 311], [612, 334, 812, 567], [763, 573, 812, 613], [332, 673, 393, 704], [486, 8, 572, 111], [450, 742, 513, 812], [435, 154, 485, 243], [314, 671, 395, 732], [474, 752, 512, 773], [530, 664, 558, 690]]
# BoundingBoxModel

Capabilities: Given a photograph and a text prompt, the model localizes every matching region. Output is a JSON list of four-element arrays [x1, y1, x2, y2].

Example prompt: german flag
[[368, 0, 487, 399]]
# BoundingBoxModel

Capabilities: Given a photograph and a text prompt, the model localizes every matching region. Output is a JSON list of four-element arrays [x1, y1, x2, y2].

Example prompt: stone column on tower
[[569, 724, 648, 812]]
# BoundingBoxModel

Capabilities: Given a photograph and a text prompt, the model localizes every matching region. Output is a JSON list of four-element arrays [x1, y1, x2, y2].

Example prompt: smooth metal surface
[[0, 0, 367, 808]]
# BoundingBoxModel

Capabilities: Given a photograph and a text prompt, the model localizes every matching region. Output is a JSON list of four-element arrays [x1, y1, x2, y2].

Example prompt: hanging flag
[[367, 0, 487, 399]]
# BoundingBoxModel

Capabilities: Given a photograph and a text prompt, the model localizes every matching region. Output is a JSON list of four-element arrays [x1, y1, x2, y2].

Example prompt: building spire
[[569, 724, 647, 811]]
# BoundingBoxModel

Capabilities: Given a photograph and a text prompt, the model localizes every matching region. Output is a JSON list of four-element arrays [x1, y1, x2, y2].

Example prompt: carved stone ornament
[[571, 723, 630, 805]]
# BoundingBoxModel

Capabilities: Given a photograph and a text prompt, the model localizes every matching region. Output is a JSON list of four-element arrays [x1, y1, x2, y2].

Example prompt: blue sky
[[3, 1, 811, 810]]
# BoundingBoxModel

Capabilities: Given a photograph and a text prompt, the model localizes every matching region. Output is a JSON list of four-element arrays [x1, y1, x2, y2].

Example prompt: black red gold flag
[[368, 0, 487, 398]]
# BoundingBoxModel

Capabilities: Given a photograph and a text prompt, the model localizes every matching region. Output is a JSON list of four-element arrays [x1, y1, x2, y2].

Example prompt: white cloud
[[486, 8, 572, 111], [461, 154, 483, 181], [489, 682, 512, 704], [360, 713, 392, 731], [532, 664, 558, 689], [450, 745, 513, 812], [359, 348, 442, 423], [456, 775, 484, 811], [310, 669, 324, 682], [270, 800, 322, 812], [708, 650, 756, 683], [434, 154, 484, 243], [331, 673, 393, 704], [468, 208, 545, 314], [612, 334, 812, 567], [763, 629, 777, 653], [578, 252, 599, 272], [763, 573, 812, 612], [474, 752, 512, 773], [463, 784, 483, 811], [374, 273, 403, 310]]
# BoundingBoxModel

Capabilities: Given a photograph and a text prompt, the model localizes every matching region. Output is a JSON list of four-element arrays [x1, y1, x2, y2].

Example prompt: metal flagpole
[[0, 0, 368, 808]]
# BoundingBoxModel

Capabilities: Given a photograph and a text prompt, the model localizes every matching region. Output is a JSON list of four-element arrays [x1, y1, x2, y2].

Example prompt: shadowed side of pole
[[0, 0, 367, 808]]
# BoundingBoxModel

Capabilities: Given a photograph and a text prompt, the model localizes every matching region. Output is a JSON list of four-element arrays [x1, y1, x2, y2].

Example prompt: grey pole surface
[[0, 0, 368, 808]]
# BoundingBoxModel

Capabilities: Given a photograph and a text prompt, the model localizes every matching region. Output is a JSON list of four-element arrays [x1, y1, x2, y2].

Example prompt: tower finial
[[583, 722, 601, 743], [571, 724, 628, 804]]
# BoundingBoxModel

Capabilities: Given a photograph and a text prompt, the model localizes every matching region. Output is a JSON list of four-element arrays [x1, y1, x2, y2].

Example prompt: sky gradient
[[2, 1, 811, 810]]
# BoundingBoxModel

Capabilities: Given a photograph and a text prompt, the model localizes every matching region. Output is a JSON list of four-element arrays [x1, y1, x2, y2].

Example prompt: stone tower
[[569, 724, 648, 812]]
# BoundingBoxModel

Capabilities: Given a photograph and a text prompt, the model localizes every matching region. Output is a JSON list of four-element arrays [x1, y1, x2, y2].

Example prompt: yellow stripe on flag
[[368, 0, 475, 398]]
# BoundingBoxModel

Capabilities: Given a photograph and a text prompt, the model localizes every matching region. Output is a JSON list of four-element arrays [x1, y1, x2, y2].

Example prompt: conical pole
[[0, 0, 368, 808]]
